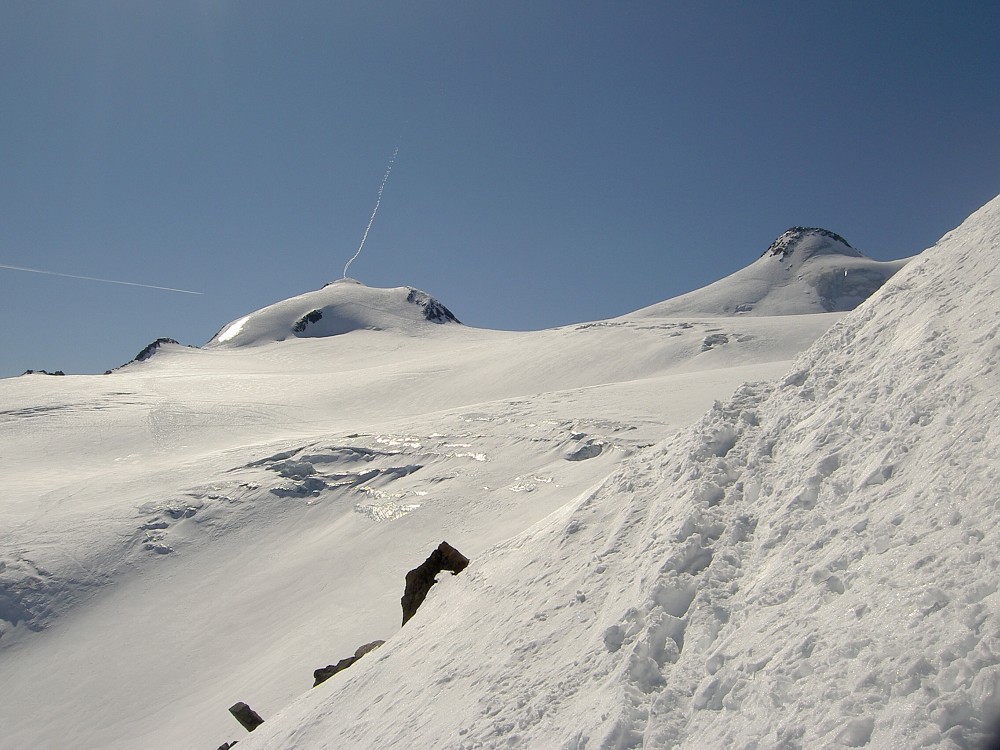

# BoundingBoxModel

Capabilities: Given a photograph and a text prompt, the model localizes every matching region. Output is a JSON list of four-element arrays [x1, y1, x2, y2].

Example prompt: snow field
[[0, 213, 966, 749], [237, 197, 1000, 748]]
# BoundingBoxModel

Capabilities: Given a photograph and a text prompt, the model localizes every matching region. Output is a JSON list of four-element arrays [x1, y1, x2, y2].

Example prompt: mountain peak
[[207, 282, 461, 348], [630, 228, 910, 318], [322, 277, 364, 288], [762, 227, 863, 261]]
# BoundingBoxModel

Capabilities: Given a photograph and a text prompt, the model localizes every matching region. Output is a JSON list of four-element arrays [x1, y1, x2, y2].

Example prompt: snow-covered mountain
[[0, 213, 988, 750], [235, 200, 999, 749], [207, 278, 461, 347], [635, 227, 911, 317]]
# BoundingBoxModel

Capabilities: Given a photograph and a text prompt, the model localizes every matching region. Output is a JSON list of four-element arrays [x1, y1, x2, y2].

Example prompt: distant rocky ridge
[[762, 227, 861, 259], [405, 288, 461, 324], [105, 337, 191, 373]]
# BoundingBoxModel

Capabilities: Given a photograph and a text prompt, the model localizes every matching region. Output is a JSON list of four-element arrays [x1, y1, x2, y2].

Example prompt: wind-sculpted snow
[[238, 196, 1000, 749]]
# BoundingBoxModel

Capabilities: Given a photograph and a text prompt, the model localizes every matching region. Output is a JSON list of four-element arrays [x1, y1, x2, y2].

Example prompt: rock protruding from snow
[[228, 701, 264, 732], [633, 227, 910, 317], [400, 541, 470, 625], [132, 337, 181, 363], [313, 640, 385, 687], [761, 226, 861, 260], [105, 337, 192, 373], [405, 288, 461, 324], [207, 279, 461, 348]]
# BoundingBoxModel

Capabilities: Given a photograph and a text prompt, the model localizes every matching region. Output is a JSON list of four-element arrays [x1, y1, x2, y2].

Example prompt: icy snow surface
[[0, 210, 990, 749]]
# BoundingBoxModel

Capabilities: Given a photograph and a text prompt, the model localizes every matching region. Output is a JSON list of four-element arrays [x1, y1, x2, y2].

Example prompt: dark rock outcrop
[[107, 337, 194, 373], [401, 541, 470, 625], [313, 639, 386, 687], [228, 702, 264, 732], [762, 227, 859, 259], [406, 288, 461, 324], [292, 309, 323, 333], [134, 337, 181, 362]]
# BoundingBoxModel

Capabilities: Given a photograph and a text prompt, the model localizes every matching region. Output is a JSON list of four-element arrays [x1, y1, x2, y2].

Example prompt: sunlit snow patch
[[216, 315, 251, 343]]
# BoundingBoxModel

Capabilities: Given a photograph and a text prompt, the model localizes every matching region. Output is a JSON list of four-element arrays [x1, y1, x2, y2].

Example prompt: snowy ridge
[[238, 198, 1000, 749], [207, 278, 460, 347], [635, 227, 910, 317]]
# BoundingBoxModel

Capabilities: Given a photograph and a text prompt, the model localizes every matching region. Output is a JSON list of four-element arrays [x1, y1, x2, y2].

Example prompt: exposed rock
[[701, 333, 730, 351], [313, 639, 386, 687], [406, 288, 461, 324], [134, 337, 181, 362], [228, 702, 264, 732], [762, 227, 859, 259], [21, 369, 65, 376], [401, 541, 470, 625], [566, 440, 607, 461], [217, 742, 238, 749], [106, 337, 194, 373], [292, 309, 323, 333]]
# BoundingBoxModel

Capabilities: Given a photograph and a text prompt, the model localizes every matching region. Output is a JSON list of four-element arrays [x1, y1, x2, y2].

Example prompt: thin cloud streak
[[0, 263, 204, 295]]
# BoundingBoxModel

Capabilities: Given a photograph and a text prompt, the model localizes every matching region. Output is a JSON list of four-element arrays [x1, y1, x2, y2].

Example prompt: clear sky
[[2, 1, 998, 377]]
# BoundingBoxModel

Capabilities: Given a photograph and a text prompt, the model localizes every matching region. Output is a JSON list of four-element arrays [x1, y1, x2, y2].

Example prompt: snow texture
[[0, 203, 995, 750], [237, 198, 1000, 749]]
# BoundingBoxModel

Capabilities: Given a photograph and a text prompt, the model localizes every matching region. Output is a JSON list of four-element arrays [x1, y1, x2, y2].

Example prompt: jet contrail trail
[[0, 263, 203, 295], [343, 146, 399, 279]]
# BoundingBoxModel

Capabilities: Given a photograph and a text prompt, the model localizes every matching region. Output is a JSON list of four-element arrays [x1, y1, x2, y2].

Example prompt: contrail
[[0, 263, 203, 295], [343, 146, 399, 279]]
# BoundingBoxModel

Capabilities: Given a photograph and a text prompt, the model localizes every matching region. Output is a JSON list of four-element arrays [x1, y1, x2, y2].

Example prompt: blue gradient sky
[[2, 2, 998, 377]]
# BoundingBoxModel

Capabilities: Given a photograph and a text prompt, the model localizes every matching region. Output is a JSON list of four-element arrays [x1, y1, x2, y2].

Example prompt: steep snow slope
[[635, 227, 910, 317], [236, 199, 1000, 750], [0, 276, 846, 745], [0, 223, 927, 750]]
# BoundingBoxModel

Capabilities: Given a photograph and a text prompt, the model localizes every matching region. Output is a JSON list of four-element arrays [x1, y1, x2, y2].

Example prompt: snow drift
[[635, 227, 910, 317], [237, 201, 999, 749]]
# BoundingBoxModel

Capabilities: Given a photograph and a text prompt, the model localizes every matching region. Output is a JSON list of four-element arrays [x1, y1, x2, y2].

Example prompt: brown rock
[[401, 541, 469, 625], [228, 702, 264, 732], [313, 639, 386, 687]]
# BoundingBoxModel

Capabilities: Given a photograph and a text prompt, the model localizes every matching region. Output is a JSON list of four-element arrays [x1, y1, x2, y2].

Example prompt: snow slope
[[635, 227, 910, 317], [0, 224, 926, 749], [235, 199, 1000, 750], [207, 277, 461, 346]]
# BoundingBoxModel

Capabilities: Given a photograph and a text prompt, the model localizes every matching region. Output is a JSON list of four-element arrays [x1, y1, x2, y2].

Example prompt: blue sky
[[2, 1, 998, 377]]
